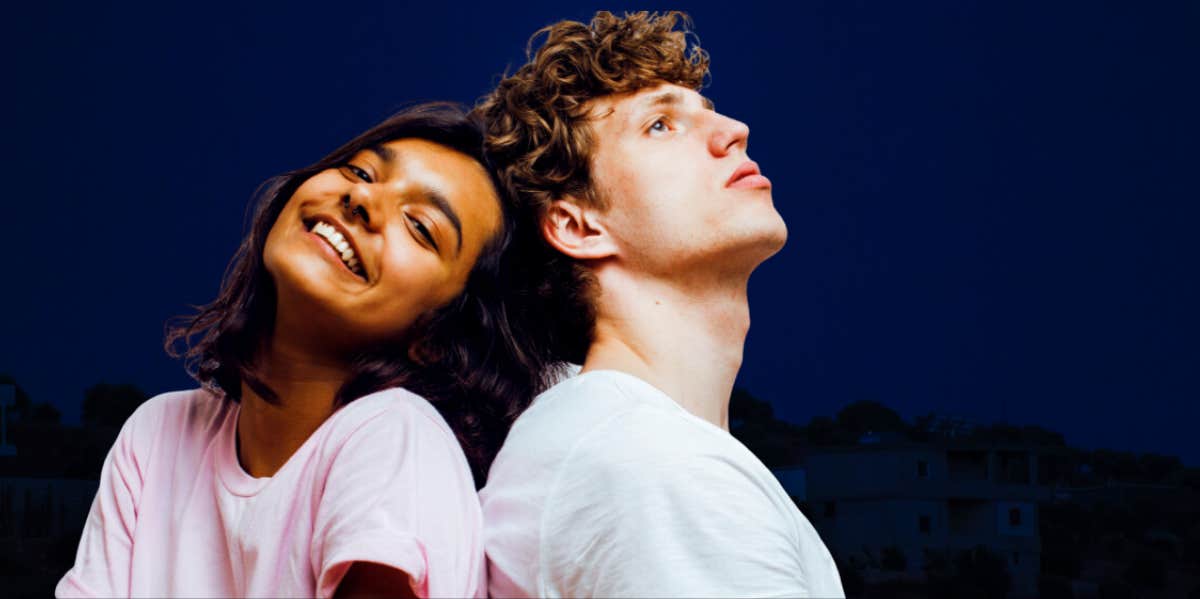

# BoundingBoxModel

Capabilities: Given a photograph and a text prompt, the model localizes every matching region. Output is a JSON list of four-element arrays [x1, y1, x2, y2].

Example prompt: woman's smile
[[304, 218, 367, 280]]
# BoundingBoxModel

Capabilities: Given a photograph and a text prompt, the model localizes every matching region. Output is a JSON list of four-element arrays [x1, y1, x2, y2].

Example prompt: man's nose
[[708, 113, 750, 157]]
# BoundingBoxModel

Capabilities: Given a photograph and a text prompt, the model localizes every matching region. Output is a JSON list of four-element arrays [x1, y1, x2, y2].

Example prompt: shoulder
[[487, 371, 685, 483], [326, 387, 455, 440], [505, 370, 677, 444], [317, 387, 468, 473], [101, 389, 228, 483], [119, 388, 226, 445], [560, 404, 757, 494], [547, 394, 792, 525]]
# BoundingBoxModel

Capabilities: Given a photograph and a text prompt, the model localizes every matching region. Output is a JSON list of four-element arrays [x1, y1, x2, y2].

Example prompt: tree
[[82, 383, 148, 427], [728, 388, 804, 468], [729, 387, 774, 425], [31, 402, 61, 423], [925, 546, 1011, 599], [881, 545, 907, 571], [805, 415, 841, 445], [0, 374, 33, 420], [835, 400, 908, 436]]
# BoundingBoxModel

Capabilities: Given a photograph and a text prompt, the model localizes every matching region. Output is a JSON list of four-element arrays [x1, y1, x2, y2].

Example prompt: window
[[824, 501, 837, 518], [919, 515, 931, 534], [917, 460, 929, 478], [1009, 507, 1022, 527]]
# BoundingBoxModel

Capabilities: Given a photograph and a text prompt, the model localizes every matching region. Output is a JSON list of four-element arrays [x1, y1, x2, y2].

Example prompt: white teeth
[[309, 219, 362, 276]]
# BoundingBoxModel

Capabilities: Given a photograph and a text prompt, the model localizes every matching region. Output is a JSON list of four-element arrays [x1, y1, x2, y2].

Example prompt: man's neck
[[583, 268, 751, 430], [236, 332, 349, 477]]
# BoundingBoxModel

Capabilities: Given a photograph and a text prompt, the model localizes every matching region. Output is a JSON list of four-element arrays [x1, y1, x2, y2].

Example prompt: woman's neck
[[236, 335, 350, 478]]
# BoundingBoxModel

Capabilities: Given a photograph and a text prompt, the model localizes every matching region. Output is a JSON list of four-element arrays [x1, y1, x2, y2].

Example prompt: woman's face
[[263, 138, 502, 355]]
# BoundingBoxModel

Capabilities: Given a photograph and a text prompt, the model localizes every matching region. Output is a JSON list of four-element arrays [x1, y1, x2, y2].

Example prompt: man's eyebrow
[[420, 185, 463, 256], [626, 90, 715, 127], [621, 91, 683, 129], [367, 144, 395, 163], [645, 90, 685, 109]]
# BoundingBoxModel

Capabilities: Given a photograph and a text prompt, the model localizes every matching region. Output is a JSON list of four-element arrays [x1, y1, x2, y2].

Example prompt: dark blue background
[[2, 2, 1197, 463]]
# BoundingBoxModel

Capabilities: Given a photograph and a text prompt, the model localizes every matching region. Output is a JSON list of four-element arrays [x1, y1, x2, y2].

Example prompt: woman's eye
[[648, 119, 670, 135], [344, 164, 372, 183], [407, 215, 439, 250]]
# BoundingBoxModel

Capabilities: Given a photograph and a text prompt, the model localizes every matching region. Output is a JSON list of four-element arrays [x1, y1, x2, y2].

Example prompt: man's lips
[[726, 160, 771, 189]]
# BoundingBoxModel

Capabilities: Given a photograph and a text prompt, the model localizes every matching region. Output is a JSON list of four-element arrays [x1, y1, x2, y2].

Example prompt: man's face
[[585, 82, 787, 278]]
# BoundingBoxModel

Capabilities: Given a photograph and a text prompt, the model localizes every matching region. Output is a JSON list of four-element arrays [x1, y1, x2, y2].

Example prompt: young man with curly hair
[[476, 11, 845, 597]]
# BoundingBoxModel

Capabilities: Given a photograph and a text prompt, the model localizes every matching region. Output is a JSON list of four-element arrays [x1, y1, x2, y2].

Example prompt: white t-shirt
[[480, 370, 845, 598]]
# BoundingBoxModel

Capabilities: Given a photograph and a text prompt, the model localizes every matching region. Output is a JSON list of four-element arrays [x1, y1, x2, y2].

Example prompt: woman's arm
[[56, 413, 148, 597], [333, 562, 419, 599]]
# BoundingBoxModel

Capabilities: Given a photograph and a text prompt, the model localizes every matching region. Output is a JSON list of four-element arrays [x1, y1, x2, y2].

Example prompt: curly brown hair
[[476, 11, 710, 363]]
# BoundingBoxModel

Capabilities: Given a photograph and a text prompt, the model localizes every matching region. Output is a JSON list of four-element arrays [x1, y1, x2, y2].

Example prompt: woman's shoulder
[[105, 388, 230, 472], [122, 388, 228, 437], [322, 387, 459, 451], [314, 387, 476, 495]]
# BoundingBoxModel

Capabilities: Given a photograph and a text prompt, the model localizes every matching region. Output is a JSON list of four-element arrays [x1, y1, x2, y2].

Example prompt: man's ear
[[541, 197, 618, 260]]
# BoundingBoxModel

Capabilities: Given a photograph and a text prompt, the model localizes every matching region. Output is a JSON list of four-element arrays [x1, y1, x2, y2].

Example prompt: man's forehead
[[588, 83, 713, 121]]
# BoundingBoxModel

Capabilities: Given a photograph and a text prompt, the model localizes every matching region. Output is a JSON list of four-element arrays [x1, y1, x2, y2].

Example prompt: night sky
[[3, 3, 1197, 464]]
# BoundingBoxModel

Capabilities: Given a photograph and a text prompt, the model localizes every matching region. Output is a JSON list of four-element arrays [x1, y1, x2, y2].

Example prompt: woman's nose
[[343, 184, 380, 231], [340, 194, 372, 227]]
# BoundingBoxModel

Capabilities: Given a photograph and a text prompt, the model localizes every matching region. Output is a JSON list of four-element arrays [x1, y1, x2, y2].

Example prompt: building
[[783, 441, 1051, 598]]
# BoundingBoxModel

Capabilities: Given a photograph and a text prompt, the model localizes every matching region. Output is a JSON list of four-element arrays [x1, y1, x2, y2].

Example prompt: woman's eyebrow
[[368, 144, 395, 163]]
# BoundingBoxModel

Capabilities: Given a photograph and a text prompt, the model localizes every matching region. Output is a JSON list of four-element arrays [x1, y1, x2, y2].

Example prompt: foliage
[[729, 388, 804, 468], [30, 403, 60, 423], [1121, 550, 1167, 589], [0, 374, 33, 419], [923, 546, 1011, 599], [0, 374, 62, 425], [880, 545, 907, 571], [1038, 575, 1076, 599], [835, 400, 907, 436], [729, 387, 774, 422], [81, 383, 147, 427]]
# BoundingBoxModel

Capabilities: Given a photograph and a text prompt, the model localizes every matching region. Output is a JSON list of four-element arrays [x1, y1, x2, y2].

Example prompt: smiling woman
[[54, 103, 562, 598]]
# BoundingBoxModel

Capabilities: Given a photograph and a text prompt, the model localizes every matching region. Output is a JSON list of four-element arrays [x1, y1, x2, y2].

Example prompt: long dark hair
[[165, 103, 562, 485]]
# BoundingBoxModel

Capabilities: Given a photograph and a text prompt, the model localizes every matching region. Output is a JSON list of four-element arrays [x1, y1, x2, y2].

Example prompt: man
[[476, 11, 845, 598]]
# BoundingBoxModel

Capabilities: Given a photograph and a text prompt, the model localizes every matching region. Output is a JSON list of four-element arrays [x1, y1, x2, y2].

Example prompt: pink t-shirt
[[56, 387, 485, 598]]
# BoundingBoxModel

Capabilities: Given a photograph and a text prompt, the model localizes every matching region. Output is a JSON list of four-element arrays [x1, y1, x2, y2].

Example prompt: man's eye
[[648, 118, 670, 135], [344, 164, 372, 183], [407, 215, 439, 250]]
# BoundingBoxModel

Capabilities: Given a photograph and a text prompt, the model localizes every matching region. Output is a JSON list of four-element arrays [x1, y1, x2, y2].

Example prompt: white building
[[780, 443, 1050, 598]]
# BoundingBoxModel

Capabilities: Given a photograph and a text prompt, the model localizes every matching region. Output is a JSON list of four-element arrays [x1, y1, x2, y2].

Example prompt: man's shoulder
[[499, 370, 702, 459], [560, 405, 766, 498]]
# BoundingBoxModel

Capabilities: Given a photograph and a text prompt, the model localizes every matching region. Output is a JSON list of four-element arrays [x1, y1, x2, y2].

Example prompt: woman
[[56, 103, 557, 598]]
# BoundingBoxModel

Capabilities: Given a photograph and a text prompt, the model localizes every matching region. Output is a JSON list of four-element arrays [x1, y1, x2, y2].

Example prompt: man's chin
[[747, 217, 788, 259]]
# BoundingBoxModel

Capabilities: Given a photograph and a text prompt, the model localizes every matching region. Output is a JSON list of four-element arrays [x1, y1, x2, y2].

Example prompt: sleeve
[[310, 401, 482, 599], [540, 409, 820, 598], [56, 405, 155, 598]]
